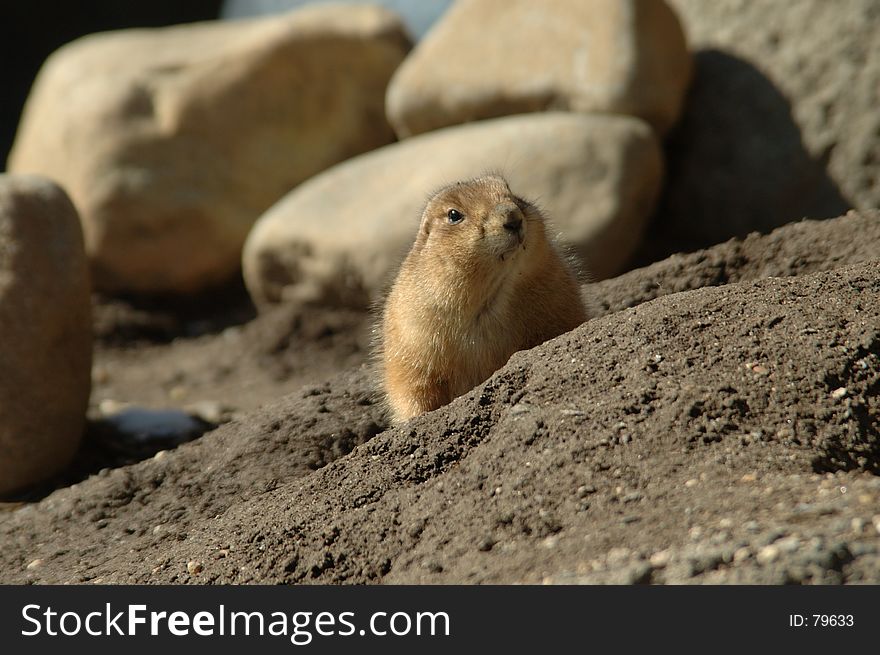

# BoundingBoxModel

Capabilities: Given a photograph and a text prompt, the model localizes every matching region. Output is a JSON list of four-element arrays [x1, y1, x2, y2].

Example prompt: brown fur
[[379, 175, 588, 423]]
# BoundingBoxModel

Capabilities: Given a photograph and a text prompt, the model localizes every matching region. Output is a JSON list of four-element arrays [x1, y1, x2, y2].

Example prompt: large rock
[[643, 0, 877, 261], [0, 2, 222, 170], [386, 0, 691, 138], [243, 112, 662, 309], [668, 0, 879, 214], [0, 175, 92, 496], [7, 5, 411, 294]]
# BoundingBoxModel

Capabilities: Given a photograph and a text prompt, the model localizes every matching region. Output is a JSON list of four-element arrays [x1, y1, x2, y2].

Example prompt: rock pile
[[244, 0, 691, 309]]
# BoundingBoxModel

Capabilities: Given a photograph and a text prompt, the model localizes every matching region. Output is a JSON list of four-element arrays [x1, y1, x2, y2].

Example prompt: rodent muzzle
[[493, 203, 525, 241], [503, 215, 522, 234], [488, 203, 525, 261]]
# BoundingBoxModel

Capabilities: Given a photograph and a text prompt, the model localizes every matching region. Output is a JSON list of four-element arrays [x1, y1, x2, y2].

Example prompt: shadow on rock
[[633, 49, 850, 266]]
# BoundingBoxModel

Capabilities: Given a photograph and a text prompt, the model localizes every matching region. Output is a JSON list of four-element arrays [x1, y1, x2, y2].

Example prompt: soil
[[0, 210, 878, 585]]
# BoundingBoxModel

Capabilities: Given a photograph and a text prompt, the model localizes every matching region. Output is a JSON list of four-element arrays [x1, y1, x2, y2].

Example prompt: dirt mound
[[1, 212, 877, 584], [594, 209, 880, 315]]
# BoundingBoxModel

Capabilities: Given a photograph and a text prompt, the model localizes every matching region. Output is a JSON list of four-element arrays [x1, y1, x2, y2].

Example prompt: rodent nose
[[498, 205, 523, 233]]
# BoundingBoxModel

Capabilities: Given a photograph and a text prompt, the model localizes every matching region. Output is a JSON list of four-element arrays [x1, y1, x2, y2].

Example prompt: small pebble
[[830, 387, 848, 400], [187, 560, 203, 575], [685, 479, 699, 488], [756, 545, 780, 565], [733, 547, 752, 563], [577, 485, 596, 498], [775, 535, 801, 553], [541, 536, 559, 549], [185, 400, 227, 424], [649, 550, 671, 567], [26, 558, 43, 570]]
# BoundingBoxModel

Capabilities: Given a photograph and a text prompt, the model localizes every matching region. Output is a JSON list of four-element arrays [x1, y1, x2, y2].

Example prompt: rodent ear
[[412, 218, 432, 253]]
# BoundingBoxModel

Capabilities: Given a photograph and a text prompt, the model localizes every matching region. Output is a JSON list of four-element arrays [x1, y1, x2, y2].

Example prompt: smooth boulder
[[0, 175, 92, 496], [386, 0, 692, 138], [8, 5, 411, 294], [243, 112, 662, 309]]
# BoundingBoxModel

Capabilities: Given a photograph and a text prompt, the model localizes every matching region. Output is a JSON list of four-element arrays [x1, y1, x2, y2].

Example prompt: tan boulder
[[0, 175, 92, 496], [243, 112, 662, 309], [386, 0, 692, 138], [8, 5, 411, 294]]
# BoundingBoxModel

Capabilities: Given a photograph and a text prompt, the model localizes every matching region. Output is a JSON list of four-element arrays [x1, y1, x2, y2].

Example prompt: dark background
[[0, 1, 223, 169]]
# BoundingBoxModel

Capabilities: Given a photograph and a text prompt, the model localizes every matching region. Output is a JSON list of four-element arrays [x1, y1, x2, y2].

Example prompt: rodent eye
[[447, 208, 464, 225]]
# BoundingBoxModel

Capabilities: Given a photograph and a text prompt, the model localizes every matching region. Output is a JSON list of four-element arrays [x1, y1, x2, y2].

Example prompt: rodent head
[[412, 175, 544, 273]]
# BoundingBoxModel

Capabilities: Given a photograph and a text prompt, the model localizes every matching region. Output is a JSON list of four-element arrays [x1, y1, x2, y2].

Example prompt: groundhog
[[379, 174, 588, 423]]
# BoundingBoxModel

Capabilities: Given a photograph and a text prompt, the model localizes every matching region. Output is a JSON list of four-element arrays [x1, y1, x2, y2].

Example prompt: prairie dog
[[380, 175, 588, 422]]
